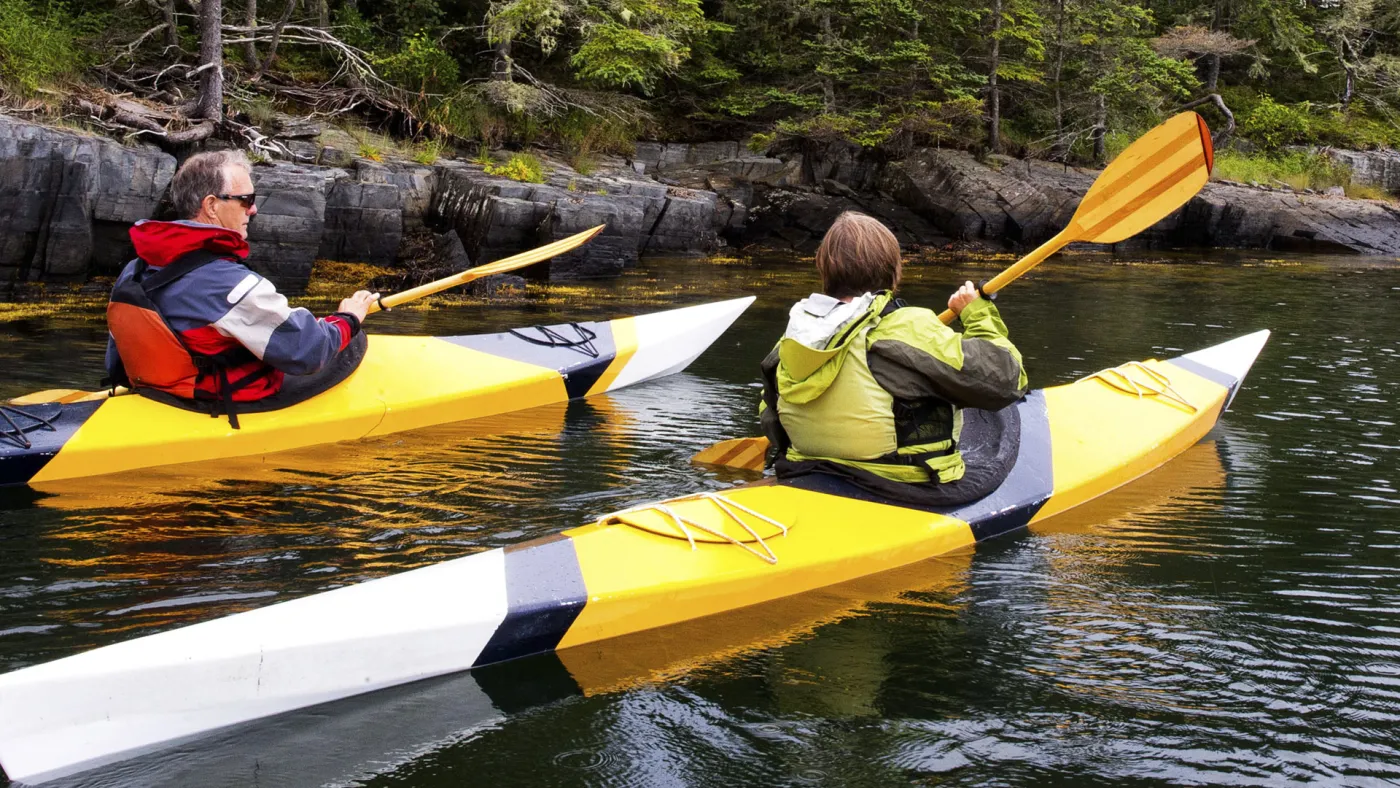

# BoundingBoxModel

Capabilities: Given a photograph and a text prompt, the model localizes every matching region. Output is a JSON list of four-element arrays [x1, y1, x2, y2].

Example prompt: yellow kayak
[[0, 328, 1268, 784], [0, 297, 754, 488]]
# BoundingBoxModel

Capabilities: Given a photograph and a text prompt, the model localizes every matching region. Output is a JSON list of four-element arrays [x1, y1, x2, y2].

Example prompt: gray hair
[[171, 150, 251, 219]]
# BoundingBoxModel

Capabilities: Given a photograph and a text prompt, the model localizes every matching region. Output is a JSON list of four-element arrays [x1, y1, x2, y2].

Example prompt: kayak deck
[[2, 297, 754, 487], [0, 329, 1269, 784]]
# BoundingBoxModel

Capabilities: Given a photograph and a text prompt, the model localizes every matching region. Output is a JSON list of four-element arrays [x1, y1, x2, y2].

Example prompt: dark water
[[1, 250, 1399, 787]]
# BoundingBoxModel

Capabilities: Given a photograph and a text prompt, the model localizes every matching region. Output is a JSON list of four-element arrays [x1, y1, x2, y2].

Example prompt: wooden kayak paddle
[[693, 111, 1216, 471], [7, 225, 606, 406]]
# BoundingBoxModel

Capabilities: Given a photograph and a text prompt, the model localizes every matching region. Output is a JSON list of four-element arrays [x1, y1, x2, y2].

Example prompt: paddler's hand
[[947, 281, 979, 316], [339, 290, 379, 322]]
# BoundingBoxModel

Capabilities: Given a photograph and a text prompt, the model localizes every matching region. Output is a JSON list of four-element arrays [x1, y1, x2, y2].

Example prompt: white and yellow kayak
[[0, 297, 754, 488], [0, 328, 1269, 784]]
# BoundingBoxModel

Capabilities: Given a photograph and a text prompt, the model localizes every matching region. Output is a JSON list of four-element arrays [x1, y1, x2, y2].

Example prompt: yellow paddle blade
[[371, 224, 606, 313], [938, 112, 1215, 324], [1071, 111, 1213, 244], [691, 436, 769, 471]]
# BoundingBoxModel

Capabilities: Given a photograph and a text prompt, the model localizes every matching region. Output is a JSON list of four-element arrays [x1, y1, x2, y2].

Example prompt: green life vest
[[774, 293, 966, 484]]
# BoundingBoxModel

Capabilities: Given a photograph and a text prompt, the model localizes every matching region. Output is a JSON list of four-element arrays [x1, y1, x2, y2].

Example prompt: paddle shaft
[[367, 225, 605, 315], [936, 227, 1074, 325]]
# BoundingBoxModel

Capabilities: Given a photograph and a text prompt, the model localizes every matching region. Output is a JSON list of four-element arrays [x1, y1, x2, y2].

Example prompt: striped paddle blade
[[1072, 111, 1214, 244], [691, 436, 769, 471]]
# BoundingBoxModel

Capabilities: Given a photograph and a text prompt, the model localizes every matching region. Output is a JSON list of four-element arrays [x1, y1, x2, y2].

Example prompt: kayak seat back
[[779, 402, 1022, 509]]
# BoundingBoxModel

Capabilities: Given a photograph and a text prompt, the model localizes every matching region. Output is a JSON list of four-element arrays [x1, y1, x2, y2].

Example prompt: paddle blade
[[691, 436, 769, 471], [1071, 112, 1213, 244]]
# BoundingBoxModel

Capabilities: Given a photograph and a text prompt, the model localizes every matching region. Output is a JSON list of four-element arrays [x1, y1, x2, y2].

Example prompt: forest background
[[2, 0, 1399, 190]]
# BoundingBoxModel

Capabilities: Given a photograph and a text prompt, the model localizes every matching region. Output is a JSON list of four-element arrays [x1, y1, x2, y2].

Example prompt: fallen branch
[[164, 121, 216, 144], [1179, 93, 1235, 145]]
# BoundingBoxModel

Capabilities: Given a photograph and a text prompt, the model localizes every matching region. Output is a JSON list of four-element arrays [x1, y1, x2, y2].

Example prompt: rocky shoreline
[[3, 114, 1399, 297]]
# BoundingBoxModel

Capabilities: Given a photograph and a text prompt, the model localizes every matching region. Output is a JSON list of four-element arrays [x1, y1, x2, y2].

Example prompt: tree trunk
[[244, 0, 259, 72], [162, 0, 179, 48], [1338, 38, 1356, 110], [316, 0, 327, 27], [253, 0, 299, 81], [492, 39, 512, 82], [1050, 0, 1066, 161], [196, 0, 224, 121], [1206, 0, 1224, 92], [820, 10, 835, 111], [986, 0, 1002, 154], [1092, 93, 1106, 164]]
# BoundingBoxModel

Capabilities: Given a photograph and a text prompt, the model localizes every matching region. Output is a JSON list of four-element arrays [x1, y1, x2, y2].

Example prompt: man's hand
[[338, 290, 379, 322], [947, 281, 980, 316]]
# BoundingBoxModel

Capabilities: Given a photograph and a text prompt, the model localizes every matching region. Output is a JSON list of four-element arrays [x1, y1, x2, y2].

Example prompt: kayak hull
[[2, 297, 755, 488], [0, 329, 1270, 784]]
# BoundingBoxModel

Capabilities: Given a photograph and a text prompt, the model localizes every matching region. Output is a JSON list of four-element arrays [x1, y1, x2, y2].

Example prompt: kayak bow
[[0, 329, 1269, 784], [0, 297, 755, 488]]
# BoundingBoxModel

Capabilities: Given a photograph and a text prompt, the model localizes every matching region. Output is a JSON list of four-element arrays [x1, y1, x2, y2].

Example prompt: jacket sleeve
[[104, 334, 126, 387], [757, 342, 789, 464], [211, 268, 354, 376], [866, 301, 1028, 411], [103, 259, 138, 386]]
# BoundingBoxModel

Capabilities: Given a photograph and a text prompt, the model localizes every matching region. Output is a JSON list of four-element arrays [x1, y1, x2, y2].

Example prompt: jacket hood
[[130, 220, 249, 267], [776, 291, 890, 404]]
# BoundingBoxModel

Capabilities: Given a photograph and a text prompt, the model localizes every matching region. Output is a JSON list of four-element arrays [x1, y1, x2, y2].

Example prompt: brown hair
[[814, 212, 902, 298], [171, 150, 250, 219]]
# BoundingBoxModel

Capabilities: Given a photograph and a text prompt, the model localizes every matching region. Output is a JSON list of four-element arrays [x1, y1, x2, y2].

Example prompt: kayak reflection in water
[[758, 211, 1029, 507], [104, 150, 379, 427]]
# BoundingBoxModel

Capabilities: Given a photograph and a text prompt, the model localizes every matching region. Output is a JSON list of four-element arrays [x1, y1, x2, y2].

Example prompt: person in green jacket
[[759, 211, 1028, 506]]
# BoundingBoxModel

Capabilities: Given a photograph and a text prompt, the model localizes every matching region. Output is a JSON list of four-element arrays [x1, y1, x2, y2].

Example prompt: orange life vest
[[107, 250, 264, 427]]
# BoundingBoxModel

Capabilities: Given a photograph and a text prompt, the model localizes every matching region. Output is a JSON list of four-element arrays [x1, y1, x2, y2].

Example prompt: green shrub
[[345, 127, 396, 162], [1346, 183, 1390, 201], [484, 152, 547, 183], [550, 107, 639, 158], [375, 32, 459, 95], [412, 137, 445, 164], [1213, 149, 1351, 192], [1242, 95, 1311, 151], [331, 5, 376, 51], [747, 132, 776, 154], [1306, 110, 1400, 151], [242, 95, 278, 128], [773, 99, 981, 151], [0, 0, 90, 93], [568, 151, 597, 175], [570, 23, 681, 92]]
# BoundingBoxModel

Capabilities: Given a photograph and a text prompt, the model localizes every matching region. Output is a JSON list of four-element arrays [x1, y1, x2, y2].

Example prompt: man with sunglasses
[[104, 150, 379, 425]]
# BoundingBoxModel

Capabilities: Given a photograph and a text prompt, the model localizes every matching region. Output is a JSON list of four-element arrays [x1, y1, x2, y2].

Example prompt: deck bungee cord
[[507, 322, 601, 358], [599, 491, 793, 564], [1079, 361, 1200, 413], [0, 404, 61, 450]]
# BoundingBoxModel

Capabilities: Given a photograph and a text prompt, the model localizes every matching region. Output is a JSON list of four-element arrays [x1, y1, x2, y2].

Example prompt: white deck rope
[[597, 491, 791, 565], [1079, 361, 1198, 413]]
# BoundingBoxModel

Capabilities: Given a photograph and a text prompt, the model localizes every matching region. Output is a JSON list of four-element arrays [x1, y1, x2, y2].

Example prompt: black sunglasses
[[215, 193, 258, 208]]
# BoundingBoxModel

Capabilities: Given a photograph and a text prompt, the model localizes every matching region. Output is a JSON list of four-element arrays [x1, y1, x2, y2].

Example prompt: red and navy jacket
[[104, 220, 358, 402]]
